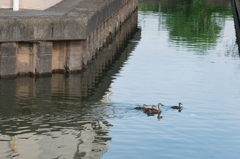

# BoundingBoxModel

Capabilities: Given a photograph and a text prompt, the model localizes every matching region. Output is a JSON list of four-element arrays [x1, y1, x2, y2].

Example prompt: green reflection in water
[[139, 0, 232, 54]]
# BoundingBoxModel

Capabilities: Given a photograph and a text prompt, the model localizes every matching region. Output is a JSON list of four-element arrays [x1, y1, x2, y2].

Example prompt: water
[[0, 0, 240, 158]]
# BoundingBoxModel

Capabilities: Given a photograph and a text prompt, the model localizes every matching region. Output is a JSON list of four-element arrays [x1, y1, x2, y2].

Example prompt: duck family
[[144, 103, 162, 114], [134, 102, 183, 116], [134, 104, 147, 110]]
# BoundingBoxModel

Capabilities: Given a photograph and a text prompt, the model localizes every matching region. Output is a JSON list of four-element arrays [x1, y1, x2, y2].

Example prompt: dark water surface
[[1, 0, 240, 158]]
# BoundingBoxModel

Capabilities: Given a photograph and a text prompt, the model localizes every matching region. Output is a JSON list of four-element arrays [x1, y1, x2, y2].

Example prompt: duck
[[134, 104, 147, 110], [171, 102, 182, 109], [144, 103, 162, 114], [144, 105, 156, 111]]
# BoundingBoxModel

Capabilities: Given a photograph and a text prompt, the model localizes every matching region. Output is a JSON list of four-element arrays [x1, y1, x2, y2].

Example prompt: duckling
[[134, 104, 147, 110], [171, 102, 182, 109], [144, 105, 156, 111], [144, 103, 162, 114]]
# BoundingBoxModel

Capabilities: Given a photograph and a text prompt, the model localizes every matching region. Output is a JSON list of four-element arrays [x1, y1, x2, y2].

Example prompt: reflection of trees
[[139, 0, 232, 54]]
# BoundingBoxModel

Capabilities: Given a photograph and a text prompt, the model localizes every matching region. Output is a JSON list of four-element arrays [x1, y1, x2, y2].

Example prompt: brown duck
[[144, 105, 156, 111], [171, 102, 182, 109], [144, 103, 162, 114], [134, 104, 147, 110]]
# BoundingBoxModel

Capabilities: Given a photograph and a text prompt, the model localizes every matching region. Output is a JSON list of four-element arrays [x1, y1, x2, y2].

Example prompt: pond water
[[0, 0, 240, 158]]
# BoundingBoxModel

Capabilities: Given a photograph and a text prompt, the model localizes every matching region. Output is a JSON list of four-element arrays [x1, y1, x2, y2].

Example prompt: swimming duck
[[144, 105, 156, 111], [144, 103, 162, 114], [171, 102, 182, 109], [134, 104, 147, 110]]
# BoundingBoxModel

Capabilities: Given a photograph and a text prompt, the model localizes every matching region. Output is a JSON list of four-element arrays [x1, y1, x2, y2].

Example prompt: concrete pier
[[232, 0, 240, 50], [0, 0, 138, 78], [0, 0, 62, 10]]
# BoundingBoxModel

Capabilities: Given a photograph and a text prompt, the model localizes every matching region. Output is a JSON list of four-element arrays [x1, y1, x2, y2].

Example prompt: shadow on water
[[139, 0, 233, 54], [0, 10, 141, 159]]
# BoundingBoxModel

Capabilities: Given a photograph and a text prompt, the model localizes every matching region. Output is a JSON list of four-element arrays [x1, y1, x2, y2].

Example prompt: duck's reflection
[[157, 113, 163, 120], [146, 112, 163, 120]]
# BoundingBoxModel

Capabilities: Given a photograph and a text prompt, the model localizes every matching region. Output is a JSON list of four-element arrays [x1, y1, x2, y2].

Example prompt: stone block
[[52, 41, 67, 73], [0, 43, 17, 77], [36, 42, 52, 76], [67, 40, 83, 72], [17, 42, 34, 75]]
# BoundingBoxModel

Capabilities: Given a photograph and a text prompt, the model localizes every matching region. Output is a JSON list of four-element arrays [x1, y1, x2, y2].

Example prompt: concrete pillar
[[82, 38, 89, 67], [52, 41, 67, 73], [116, 10, 120, 31], [0, 43, 17, 77], [16, 42, 34, 76], [94, 29, 99, 54], [98, 26, 102, 51], [67, 40, 83, 73], [127, 0, 131, 17], [121, 4, 125, 23], [103, 22, 106, 46], [105, 20, 109, 44], [108, 17, 113, 44], [86, 37, 91, 64], [98, 24, 103, 51], [90, 32, 95, 59], [111, 14, 116, 35], [36, 42, 53, 76]]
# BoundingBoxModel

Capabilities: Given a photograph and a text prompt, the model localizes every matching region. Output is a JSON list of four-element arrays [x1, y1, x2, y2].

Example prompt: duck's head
[[143, 104, 147, 108], [158, 103, 162, 110], [158, 103, 163, 107], [179, 102, 183, 106], [152, 105, 156, 109]]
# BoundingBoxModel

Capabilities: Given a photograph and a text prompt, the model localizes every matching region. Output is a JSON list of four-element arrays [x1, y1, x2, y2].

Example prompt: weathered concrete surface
[[67, 41, 84, 73], [0, 0, 62, 10], [17, 42, 34, 75], [52, 41, 67, 73], [0, 0, 137, 42], [0, 43, 17, 77], [36, 42, 53, 75], [0, 0, 138, 77]]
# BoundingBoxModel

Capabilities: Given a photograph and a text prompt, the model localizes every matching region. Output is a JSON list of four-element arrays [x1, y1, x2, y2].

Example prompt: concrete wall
[[0, 0, 138, 78], [0, 0, 135, 42], [0, 0, 62, 10]]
